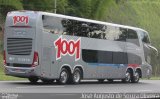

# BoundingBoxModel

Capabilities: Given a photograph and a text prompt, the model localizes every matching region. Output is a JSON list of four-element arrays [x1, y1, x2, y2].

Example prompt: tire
[[41, 79, 54, 84], [58, 68, 69, 84], [98, 79, 104, 83], [28, 77, 39, 84], [72, 68, 81, 84], [107, 79, 113, 83], [131, 71, 140, 83], [122, 70, 131, 83]]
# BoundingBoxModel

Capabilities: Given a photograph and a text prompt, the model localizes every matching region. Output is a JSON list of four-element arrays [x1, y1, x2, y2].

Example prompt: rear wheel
[[98, 79, 105, 83], [58, 68, 69, 84], [131, 71, 140, 83], [28, 77, 39, 84], [72, 68, 81, 84], [122, 70, 131, 83]]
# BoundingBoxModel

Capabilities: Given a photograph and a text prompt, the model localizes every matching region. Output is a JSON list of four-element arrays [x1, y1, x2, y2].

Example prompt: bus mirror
[[148, 45, 158, 56]]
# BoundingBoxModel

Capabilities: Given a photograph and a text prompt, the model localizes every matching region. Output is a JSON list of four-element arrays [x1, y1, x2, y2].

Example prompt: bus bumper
[[4, 66, 39, 78]]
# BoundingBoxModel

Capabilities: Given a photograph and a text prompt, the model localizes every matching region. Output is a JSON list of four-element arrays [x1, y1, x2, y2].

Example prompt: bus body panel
[[4, 11, 41, 77]]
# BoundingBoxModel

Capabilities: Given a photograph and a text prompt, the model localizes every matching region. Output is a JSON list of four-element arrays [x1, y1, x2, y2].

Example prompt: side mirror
[[148, 45, 158, 56]]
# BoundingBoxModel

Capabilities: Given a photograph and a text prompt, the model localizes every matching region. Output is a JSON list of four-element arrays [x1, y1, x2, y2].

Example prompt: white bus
[[3, 11, 157, 84]]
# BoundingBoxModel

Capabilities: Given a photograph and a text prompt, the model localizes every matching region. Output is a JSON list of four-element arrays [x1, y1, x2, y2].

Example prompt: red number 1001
[[54, 36, 81, 61]]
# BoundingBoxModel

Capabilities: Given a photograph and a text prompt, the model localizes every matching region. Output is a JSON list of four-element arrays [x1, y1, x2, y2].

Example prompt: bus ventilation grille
[[7, 38, 32, 55]]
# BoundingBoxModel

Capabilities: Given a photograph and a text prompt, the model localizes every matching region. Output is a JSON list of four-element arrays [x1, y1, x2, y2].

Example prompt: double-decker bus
[[3, 11, 157, 84]]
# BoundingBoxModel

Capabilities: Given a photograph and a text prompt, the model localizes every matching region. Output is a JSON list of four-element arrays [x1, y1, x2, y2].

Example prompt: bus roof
[[9, 10, 148, 33]]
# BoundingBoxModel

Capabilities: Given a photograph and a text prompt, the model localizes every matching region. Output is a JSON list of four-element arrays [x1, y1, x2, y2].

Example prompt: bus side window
[[42, 15, 64, 34], [127, 29, 140, 46], [128, 29, 138, 39], [118, 28, 127, 41], [104, 26, 127, 41], [142, 32, 150, 44]]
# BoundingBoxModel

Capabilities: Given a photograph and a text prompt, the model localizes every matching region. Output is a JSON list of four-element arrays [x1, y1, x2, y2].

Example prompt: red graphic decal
[[128, 64, 139, 68], [13, 16, 29, 25], [54, 36, 81, 61]]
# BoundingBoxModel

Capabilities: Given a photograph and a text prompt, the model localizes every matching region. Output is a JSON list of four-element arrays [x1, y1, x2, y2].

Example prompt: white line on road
[[137, 90, 154, 92], [16, 86, 65, 89]]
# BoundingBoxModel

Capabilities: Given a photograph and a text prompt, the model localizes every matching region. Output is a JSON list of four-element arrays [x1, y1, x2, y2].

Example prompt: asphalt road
[[0, 80, 160, 99], [0, 80, 160, 93]]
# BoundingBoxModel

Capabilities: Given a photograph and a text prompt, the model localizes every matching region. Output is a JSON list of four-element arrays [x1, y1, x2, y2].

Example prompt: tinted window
[[42, 15, 140, 44], [128, 29, 138, 39], [82, 49, 128, 64], [143, 34, 150, 43], [104, 26, 127, 41], [113, 52, 128, 64], [127, 29, 140, 46], [42, 15, 64, 34], [140, 31, 150, 44]]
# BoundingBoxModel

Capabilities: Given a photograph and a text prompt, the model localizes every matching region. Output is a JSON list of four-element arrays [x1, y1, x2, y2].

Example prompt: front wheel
[[72, 68, 81, 84], [58, 68, 69, 84], [131, 71, 140, 83], [28, 77, 39, 84], [122, 70, 131, 83]]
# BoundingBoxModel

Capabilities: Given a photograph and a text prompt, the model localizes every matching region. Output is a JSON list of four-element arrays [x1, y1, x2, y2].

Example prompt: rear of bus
[[3, 11, 40, 79]]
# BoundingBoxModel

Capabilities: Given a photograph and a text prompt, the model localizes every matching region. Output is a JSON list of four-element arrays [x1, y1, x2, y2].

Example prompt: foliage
[[0, 0, 23, 15]]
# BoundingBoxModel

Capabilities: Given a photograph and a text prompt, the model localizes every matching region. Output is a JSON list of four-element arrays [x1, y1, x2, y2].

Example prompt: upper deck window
[[42, 15, 64, 34], [42, 15, 141, 46], [126, 29, 140, 46], [139, 31, 150, 44]]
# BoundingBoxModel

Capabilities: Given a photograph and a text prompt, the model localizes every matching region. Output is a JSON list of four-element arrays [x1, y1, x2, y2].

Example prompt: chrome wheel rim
[[60, 71, 68, 83], [134, 72, 139, 82], [74, 71, 80, 83], [125, 72, 131, 82]]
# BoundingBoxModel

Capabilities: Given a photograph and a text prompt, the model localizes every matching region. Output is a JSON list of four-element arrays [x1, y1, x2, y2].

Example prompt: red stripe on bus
[[128, 64, 139, 68]]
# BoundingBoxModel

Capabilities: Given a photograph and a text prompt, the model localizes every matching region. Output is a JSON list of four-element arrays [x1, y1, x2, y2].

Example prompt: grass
[[0, 55, 25, 81], [142, 77, 160, 80], [0, 66, 25, 81], [149, 77, 160, 80]]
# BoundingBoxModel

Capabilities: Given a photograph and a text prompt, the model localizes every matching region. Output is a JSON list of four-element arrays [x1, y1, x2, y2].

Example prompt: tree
[[0, 0, 23, 15]]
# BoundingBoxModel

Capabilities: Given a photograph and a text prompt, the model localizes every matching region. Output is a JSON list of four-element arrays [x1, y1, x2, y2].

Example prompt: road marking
[[16, 86, 65, 89], [55, 94, 77, 96], [137, 90, 153, 92]]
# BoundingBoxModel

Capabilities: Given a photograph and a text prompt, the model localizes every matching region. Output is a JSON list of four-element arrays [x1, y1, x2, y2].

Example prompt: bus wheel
[[72, 68, 81, 84], [122, 70, 131, 83], [131, 71, 140, 83], [41, 79, 54, 84], [58, 68, 69, 84], [107, 79, 113, 83], [28, 77, 39, 84], [98, 79, 104, 83]]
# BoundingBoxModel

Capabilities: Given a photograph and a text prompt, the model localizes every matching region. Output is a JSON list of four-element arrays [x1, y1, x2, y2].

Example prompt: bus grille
[[7, 38, 32, 55]]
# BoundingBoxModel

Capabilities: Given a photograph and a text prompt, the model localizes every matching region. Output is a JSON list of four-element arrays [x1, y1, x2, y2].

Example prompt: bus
[[3, 11, 158, 84]]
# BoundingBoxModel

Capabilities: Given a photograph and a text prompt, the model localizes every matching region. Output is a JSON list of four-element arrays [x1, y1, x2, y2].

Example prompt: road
[[0, 80, 160, 99]]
